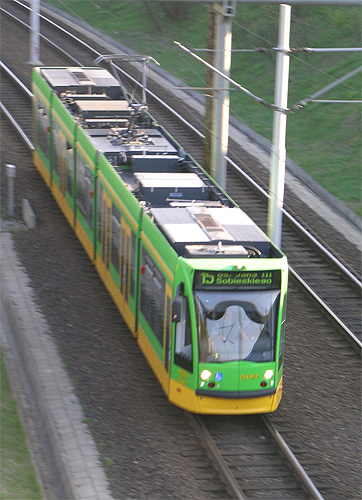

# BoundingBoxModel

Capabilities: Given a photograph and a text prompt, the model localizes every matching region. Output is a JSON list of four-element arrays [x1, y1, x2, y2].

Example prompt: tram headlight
[[200, 369, 212, 381], [264, 369, 274, 380]]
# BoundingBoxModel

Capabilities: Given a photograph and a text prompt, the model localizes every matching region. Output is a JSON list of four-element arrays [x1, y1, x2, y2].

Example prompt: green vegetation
[[0, 349, 43, 500], [44, 1, 361, 216]]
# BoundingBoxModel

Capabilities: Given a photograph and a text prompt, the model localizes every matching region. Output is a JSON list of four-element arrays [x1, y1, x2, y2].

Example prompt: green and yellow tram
[[32, 65, 288, 414]]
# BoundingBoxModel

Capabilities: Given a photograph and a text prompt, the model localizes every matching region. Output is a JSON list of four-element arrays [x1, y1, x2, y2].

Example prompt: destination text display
[[194, 270, 281, 290]]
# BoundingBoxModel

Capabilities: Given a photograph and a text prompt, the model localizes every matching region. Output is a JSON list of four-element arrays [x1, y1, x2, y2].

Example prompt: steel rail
[[1, 3, 29, 29], [3, 2, 203, 141], [227, 157, 362, 350], [17, 2, 361, 288], [262, 416, 325, 500], [289, 266, 362, 350], [0, 60, 34, 149], [0, 108, 336, 500], [227, 156, 362, 290], [5, 1, 204, 144], [0, 102, 34, 150], [191, 413, 324, 500], [1, 5, 82, 66], [14, 0, 96, 57], [3, 6, 361, 350], [190, 415, 248, 500], [2, 8, 357, 496], [0, 60, 33, 97], [10, 0, 206, 140]]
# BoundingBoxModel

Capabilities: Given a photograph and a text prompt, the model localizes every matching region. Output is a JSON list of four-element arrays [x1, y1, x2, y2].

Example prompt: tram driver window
[[174, 296, 193, 373]]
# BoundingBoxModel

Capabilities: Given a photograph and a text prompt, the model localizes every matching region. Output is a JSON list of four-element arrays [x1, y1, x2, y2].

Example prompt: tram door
[[53, 123, 75, 227], [100, 191, 112, 270], [120, 219, 131, 303], [173, 295, 193, 374]]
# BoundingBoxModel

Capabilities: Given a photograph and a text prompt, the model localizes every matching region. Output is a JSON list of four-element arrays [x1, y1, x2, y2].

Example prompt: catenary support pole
[[206, 2, 234, 190], [267, 4, 291, 248], [29, 0, 42, 65]]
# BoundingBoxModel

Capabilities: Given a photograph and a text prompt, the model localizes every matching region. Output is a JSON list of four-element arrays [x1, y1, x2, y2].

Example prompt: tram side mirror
[[172, 282, 184, 322], [172, 300, 181, 323]]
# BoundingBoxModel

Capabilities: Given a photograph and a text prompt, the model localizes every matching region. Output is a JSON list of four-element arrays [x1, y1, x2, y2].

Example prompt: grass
[[43, 1, 361, 216], [0, 349, 43, 500]]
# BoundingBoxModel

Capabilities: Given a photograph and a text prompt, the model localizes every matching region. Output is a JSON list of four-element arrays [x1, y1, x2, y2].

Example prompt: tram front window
[[195, 290, 280, 363]]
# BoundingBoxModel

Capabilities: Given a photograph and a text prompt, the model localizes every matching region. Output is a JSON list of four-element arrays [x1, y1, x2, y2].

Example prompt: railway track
[[2, 1, 361, 349], [0, 61, 34, 148], [192, 414, 328, 499], [1, 62, 325, 500], [1, 2, 361, 499]]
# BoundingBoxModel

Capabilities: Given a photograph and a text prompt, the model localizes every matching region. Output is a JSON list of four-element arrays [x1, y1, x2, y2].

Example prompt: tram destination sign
[[194, 269, 281, 290]]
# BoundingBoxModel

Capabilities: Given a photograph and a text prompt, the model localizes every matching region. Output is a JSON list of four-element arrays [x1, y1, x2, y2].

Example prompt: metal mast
[[267, 4, 291, 247]]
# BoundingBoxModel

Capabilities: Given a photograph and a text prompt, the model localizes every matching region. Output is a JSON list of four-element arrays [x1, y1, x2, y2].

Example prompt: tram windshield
[[195, 290, 280, 363]]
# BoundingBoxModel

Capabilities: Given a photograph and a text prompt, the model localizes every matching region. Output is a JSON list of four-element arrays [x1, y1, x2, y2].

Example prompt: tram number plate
[[240, 373, 259, 380]]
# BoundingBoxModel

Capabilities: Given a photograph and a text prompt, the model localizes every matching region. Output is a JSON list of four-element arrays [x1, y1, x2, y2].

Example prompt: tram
[[32, 64, 288, 414]]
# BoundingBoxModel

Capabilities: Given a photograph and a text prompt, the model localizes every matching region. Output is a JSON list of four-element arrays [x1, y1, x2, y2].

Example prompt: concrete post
[[267, 4, 291, 248], [6, 164, 17, 217], [29, 0, 42, 65], [205, 2, 234, 190]]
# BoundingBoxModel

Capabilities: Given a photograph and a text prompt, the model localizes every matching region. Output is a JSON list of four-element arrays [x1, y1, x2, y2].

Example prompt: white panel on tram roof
[[187, 206, 268, 243], [41, 68, 82, 87], [151, 207, 211, 243], [40, 67, 120, 90], [187, 206, 269, 243], [75, 101, 132, 113], [186, 206, 252, 225], [163, 224, 210, 243], [225, 223, 268, 243], [210, 207, 254, 225], [81, 68, 119, 87], [134, 172, 206, 189]]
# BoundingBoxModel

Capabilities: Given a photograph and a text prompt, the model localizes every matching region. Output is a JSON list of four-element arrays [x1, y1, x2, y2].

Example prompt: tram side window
[[111, 204, 121, 272], [174, 297, 193, 373], [35, 98, 50, 159], [130, 232, 136, 298], [52, 121, 61, 175], [97, 184, 104, 250], [76, 152, 93, 229], [66, 141, 73, 196], [140, 249, 165, 346]]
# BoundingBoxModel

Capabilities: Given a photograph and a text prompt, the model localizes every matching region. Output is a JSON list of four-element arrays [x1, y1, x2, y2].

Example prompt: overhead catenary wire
[[310, 100, 362, 103], [297, 47, 362, 53], [41, 0, 360, 113], [26, 0, 360, 129], [296, 64, 362, 107], [192, 46, 362, 54], [192, 47, 269, 53], [176, 41, 362, 111], [174, 40, 287, 113]]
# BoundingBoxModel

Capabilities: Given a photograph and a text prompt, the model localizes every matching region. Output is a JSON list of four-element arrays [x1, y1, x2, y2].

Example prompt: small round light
[[208, 382, 215, 388], [260, 381, 267, 387], [264, 369, 274, 380], [200, 369, 212, 381]]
